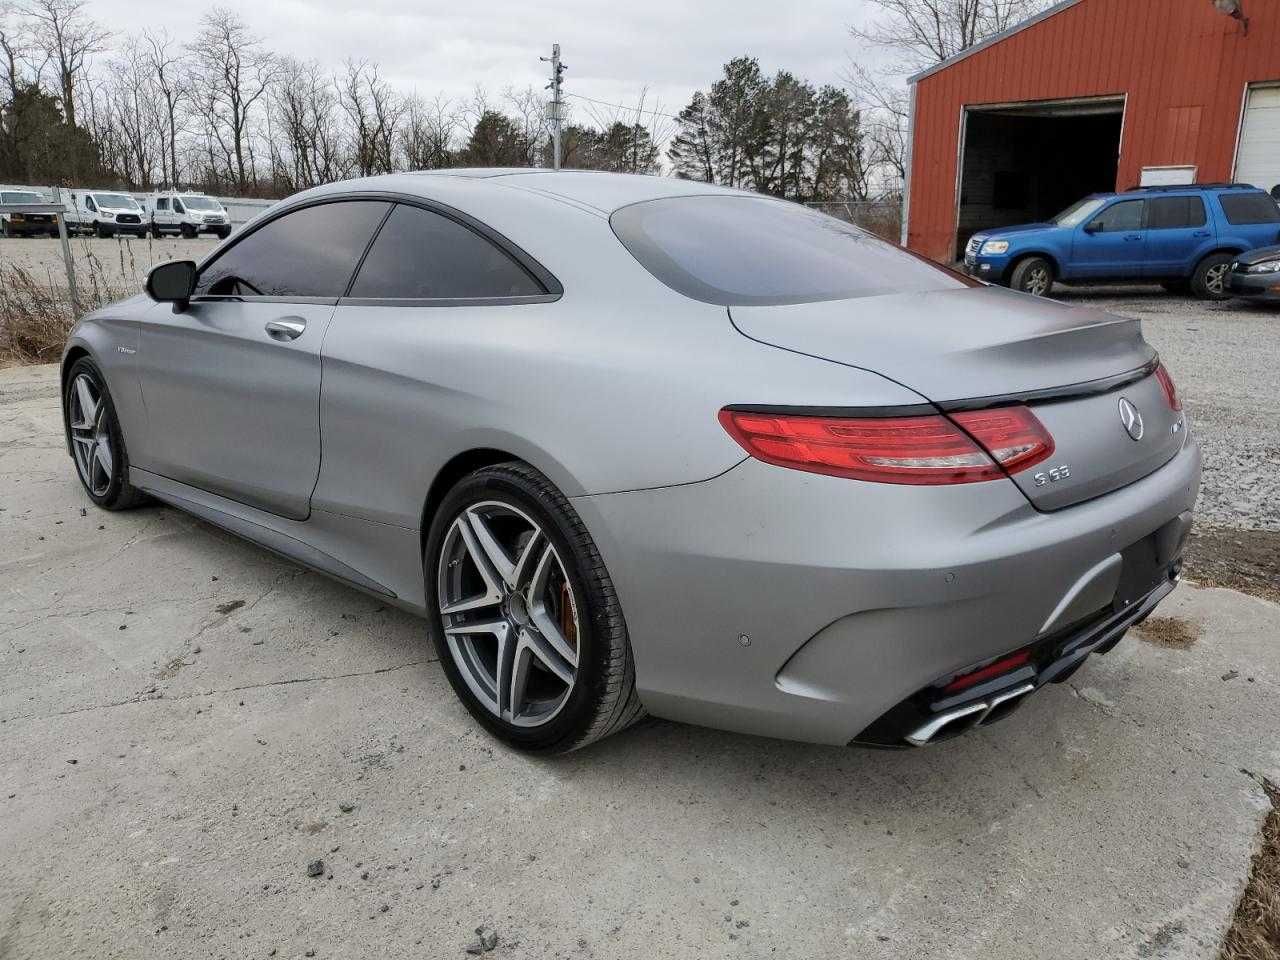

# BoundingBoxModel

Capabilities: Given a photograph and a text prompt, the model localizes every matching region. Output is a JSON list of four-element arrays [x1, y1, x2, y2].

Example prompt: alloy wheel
[[437, 500, 580, 728], [1025, 266, 1050, 296], [1204, 263, 1228, 295], [68, 373, 114, 497]]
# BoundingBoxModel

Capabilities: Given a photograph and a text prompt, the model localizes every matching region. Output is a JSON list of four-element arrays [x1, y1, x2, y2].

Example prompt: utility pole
[[541, 44, 566, 170]]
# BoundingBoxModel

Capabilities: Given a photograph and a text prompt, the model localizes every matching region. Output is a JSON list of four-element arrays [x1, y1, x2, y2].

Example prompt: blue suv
[[964, 184, 1280, 300]]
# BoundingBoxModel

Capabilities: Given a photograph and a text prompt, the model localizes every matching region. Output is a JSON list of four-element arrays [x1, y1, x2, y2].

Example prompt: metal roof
[[908, 0, 1083, 84]]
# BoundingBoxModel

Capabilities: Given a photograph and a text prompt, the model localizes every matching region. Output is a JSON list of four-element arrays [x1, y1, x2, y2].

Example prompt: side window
[[156, 198, 169, 211], [1093, 200, 1143, 232], [194, 201, 389, 299], [85, 197, 97, 213], [1219, 193, 1280, 225], [173, 200, 185, 214], [1147, 196, 1206, 230], [348, 203, 544, 300]]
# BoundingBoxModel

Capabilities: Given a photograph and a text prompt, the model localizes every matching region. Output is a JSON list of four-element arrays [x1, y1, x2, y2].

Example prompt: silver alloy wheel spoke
[[465, 508, 518, 587], [527, 544, 579, 668], [68, 374, 112, 497], [438, 500, 580, 728]]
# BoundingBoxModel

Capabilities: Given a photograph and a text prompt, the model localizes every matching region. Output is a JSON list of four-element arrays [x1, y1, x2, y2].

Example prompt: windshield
[[610, 195, 974, 306], [2, 191, 42, 204], [180, 196, 222, 211], [93, 193, 140, 210], [1052, 197, 1106, 227]]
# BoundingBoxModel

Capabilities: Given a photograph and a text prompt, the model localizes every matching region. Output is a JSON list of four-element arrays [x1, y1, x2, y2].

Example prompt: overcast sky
[[93, 0, 892, 124]]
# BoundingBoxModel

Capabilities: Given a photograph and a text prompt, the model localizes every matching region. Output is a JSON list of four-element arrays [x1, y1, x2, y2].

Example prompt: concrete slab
[[1, 364, 1277, 959]]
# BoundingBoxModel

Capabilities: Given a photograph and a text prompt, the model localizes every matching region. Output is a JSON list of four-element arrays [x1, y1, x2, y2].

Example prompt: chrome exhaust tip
[[976, 682, 1035, 727], [904, 682, 1037, 746], [904, 701, 988, 746]]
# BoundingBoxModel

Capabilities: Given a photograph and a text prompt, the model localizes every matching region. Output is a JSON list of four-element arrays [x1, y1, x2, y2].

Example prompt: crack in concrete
[[0, 658, 435, 725]]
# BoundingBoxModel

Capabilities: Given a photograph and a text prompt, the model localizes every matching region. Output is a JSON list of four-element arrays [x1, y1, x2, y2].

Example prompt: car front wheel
[[425, 462, 643, 753], [1010, 256, 1053, 297], [64, 358, 147, 510]]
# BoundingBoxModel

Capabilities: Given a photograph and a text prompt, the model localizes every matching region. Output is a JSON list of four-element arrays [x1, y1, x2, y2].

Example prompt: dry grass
[[1135, 615, 1201, 649], [0, 242, 137, 363], [1221, 779, 1280, 960]]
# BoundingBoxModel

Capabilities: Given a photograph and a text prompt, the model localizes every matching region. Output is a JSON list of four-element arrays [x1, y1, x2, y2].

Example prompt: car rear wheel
[[1010, 256, 1053, 297], [425, 462, 643, 753], [180, 223, 196, 239], [1191, 253, 1235, 300], [63, 358, 147, 511]]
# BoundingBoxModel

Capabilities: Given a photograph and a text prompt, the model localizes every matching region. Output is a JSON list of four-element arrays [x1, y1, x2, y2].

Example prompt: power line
[[564, 92, 684, 124]]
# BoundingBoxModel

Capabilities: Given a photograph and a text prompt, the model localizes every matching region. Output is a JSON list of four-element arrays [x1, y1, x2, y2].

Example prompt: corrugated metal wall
[[907, 0, 1280, 261]]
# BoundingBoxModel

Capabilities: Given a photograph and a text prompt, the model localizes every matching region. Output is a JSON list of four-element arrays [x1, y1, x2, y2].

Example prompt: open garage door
[[1235, 84, 1280, 196], [954, 96, 1124, 260]]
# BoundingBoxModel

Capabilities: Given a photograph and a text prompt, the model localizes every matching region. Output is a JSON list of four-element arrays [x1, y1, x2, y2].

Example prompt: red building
[[903, 0, 1280, 262]]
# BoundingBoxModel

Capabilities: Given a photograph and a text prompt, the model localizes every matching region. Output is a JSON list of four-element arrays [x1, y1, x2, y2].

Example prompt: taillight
[[1154, 363, 1181, 411], [717, 405, 1053, 486]]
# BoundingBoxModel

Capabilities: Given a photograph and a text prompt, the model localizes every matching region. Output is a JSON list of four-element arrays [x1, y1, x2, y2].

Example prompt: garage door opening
[[954, 97, 1124, 260]]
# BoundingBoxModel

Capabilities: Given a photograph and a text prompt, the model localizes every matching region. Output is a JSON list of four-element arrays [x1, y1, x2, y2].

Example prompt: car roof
[[314, 168, 761, 216]]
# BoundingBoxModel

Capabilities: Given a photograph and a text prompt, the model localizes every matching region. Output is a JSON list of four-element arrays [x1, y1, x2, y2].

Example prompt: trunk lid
[[730, 286, 1183, 510]]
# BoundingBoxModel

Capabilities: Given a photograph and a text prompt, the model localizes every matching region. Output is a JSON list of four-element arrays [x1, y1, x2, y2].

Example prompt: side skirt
[[130, 467, 428, 614]]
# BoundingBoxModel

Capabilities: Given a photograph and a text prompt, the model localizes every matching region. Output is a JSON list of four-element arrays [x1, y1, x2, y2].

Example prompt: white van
[[64, 190, 147, 238], [146, 192, 231, 239]]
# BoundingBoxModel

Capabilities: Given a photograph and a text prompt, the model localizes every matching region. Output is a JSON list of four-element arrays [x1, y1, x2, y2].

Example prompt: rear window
[[1219, 193, 1280, 225], [1147, 196, 1206, 229], [2, 191, 42, 204], [609, 195, 972, 306]]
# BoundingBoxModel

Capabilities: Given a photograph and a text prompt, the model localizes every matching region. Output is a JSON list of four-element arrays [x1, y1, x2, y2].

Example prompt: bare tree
[[400, 92, 458, 170], [271, 55, 346, 189], [339, 58, 399, 176], [141, 29, 186, 187], [188, 7, 277, 191], [848, 0, 1053, 196], [24, 0, 107, 128]]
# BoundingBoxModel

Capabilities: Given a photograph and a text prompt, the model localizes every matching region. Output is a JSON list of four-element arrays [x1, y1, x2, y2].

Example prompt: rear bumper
[[573, 435, 1201, 746]]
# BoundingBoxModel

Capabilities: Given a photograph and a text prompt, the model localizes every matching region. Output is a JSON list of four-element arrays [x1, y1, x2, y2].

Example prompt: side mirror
[[146, 259, 197, 309], [1084, 220, 1104, 234]]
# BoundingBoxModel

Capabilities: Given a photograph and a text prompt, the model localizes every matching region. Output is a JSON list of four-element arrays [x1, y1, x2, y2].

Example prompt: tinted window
[[195, 201, 389, 298], [156, 198, 169, 210], [173, 200, 185, 214], [1094, 200, 1144, 232], [1219, 193, 1280, 225], [348, 204, 543, 300], [1147, 196, 1206, 229], [610, 196, 972, 306]]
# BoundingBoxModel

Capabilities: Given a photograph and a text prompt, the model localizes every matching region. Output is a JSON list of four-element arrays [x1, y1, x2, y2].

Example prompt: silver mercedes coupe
[[61, 170, 1200, 752]]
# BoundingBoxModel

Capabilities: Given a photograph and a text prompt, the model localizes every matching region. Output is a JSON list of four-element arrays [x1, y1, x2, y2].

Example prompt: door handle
[[1192, 230, 1210, 238], [1124, 233, 1142, 241], [264, 317, 306, 341]]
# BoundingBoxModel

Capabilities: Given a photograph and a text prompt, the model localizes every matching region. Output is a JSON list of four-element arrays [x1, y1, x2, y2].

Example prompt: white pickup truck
[[63, 190, 148, 238], [144, 192, 231, 239]]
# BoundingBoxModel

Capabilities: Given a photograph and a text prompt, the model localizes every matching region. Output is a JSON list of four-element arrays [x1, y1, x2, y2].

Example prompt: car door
[[1072, 198, 1146, 278], [315, 201, 556, 527], [135, 198, 390, 520], [1143, 195, 1208, 276]]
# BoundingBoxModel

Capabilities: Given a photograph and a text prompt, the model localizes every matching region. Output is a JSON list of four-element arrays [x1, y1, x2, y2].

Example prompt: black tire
[[63, 357, 147, 511], [1009, 256, 1054, 297], [215, 227, 231, 240], [1190, 252, 1235, 301], [424, 462, 643, 753], [1161, 279, 1191, 295], [93, 222, 113, 239], [180, 223, 197, 239]]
